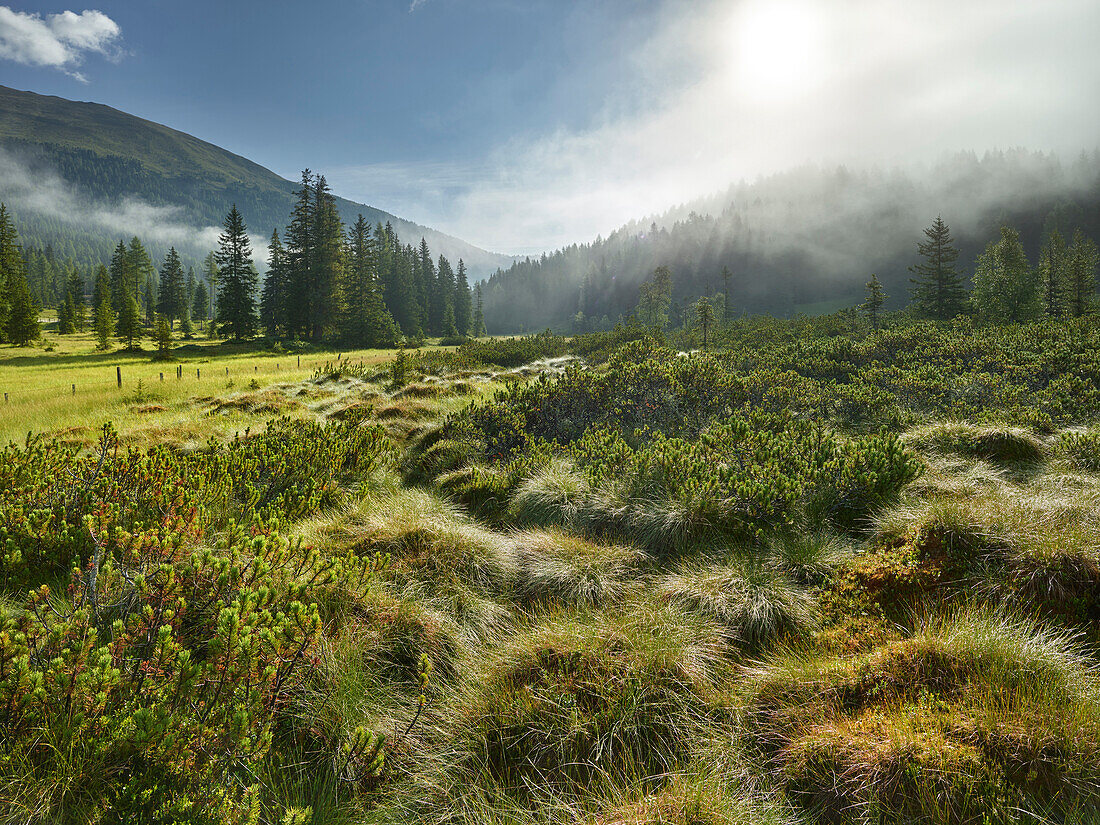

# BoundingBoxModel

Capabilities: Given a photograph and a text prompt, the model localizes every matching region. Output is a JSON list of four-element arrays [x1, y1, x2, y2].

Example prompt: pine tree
[[454, 259, 472, 336], [862, 273, 886, 330], [637, 266, 673, 328], [155, 314, 173, 356], [0, 204, 20, 335], [192, 280, 209, 331], [92, 264, 110, 317], [66, 269, 85, 331], [261, 228, 288, 339], [909, 216, 967, 320], [434, 254, 456, 337], [117, 290, 142, 349], [215, 205, 258, 339], [474, 282, 486, 336], [342, 214, 397, 347], [310, 175, 344, 342], [1039, 230, 1067, 318], [58, 293, 75, 334], [7, 268, 40, 345], [284, 170, 315, 339], [157, 247, 186, 328], [721, 266, 732, 322], [1064, 230, 1099, 317], [202, 252, 219, 323], [127, 237, 156, 325], [376, 222, 418, 336], [94, 294, 114, 350], [971, 225, 1039, 324], [694, 296, 715, 348], [108, 241, 130, 315]]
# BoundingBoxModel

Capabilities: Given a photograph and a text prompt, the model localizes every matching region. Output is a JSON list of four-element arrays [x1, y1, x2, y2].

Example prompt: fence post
[[72, 383, 76, 395], [197, 368, 200, 380], [116, 366, 122, 388], [160, 373, 164, 382]]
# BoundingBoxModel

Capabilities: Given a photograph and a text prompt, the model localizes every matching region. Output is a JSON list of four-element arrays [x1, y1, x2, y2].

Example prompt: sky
[[1, 0, 1098, 255]]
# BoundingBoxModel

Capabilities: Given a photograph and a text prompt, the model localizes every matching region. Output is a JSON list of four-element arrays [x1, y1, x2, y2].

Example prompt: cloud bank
[[0, 148, 268, 262], [337, 0, 1100, 255], [0, 6, 122, 82]]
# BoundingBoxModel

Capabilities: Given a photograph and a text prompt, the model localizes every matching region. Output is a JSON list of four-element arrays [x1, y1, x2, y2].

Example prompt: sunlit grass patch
[[511, 528, 647, 608]]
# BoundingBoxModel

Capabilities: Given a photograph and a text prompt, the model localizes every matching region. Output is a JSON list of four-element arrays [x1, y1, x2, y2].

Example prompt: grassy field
[[2, 318, 1100, 825], [0, 323, 452, 448]]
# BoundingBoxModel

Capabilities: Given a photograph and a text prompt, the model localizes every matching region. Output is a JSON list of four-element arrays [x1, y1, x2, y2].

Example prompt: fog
[[349, 0, 1100, 256], [0, 148, 268, 263]]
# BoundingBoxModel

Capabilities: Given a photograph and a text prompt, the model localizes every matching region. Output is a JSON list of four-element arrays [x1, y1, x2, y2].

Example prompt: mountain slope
[[0, 85, 514, 276], [482, 150, 1100, 332]]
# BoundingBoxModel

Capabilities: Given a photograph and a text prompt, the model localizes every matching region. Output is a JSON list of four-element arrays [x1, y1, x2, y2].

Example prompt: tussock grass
[[740, 608, 1100, 821], [510, 460, 592, 527], [510, 529, 647, 608], [660, 563, 817, 651], [300, 488, 516, 597], [446, 605, 737, 797], [769, 529, 854, 585], [906, 421, 1047, 465]]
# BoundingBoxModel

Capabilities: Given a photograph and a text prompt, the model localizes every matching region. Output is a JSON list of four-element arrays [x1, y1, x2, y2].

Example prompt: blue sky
[[2, 0, 1099, 254]]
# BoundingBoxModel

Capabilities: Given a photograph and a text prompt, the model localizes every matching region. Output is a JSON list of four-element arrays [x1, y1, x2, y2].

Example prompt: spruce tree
[[66, 269, 86, 331], [862, 274, 886, 330], [157, 247, 186, 328], [284, 170, 315, 339], [58, 293, 75, 334], [454, 259, 472, 336], [192, 280, 209, 331], [434, 254, 456, 336], [1064, 230, 1098, 318], [215, 205, 258, 339], [7, 270, 40, 345], [721, 266, 732, 321], [108, 241, 130, 315], [909, 216, 967, 320], [1039, 229, 1067, 318], [971, 225, 1039, 324], [92, 264, 110, 317], [0, 204, 20, 335], [94, 294, 114, 350], [342, 214, 397, 347], [310, 175, 345, 342], [261, 228, 288, 339], [694, 296, 715, 348], [117, 290, 142, 349], [202, 252, 219, 324], [474, 282, 486, 336]]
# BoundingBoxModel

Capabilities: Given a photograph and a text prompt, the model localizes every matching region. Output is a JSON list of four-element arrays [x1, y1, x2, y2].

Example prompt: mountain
[[481, 150, 1100, 333], [0, 85, 514, 277]]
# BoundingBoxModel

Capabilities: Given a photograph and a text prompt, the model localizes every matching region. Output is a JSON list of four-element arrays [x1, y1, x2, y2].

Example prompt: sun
[[731, 0, 823, 102]]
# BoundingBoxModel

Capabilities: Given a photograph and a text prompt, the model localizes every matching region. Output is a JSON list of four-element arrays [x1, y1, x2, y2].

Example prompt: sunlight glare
[[732, 0, 822, 102]]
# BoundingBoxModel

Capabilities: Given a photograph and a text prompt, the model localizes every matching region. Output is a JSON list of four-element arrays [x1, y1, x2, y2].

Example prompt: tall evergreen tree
[[310, 175, 345, 342], [454, 259, 472, 336], [694, 297, 715, 348], [127, 238, 156, 325], [92, 264, 110, 317], [260, 228, 288, 339], [474, 282, 485, 336], [284, 170, 315, 339], [721, 265, 732, 321], [202, 252, 219, 323], [157, 247, 186, 328], [66, 269, 86, 331], [971, 225, 1039, 324], [1065, 229, 1099, 318], [908, 216, 967, 320], [192, 280, 209, 331], [7, 268, 40, 345], [0, 204, 22, 335], [417, 239, 435, 333], [434, 254, 456, 336], [108, 240, 130, 315], [1039, 229, 1068, 318], [862, 273, 886, 330], [94, 293, 113, 350], [342, 214, 397, 347], [215, 205, 258, 339], [117, 289, 141, 349]]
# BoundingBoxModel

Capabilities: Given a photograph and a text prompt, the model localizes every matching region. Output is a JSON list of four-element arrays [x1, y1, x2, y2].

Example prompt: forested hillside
[[0, 86, 514, 277], [482, 150, 1100, 332]]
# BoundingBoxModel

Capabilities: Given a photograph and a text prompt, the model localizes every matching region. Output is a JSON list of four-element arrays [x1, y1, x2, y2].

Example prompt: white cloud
[[335, 0, 1100, 255], [0, 6, 121, 81]]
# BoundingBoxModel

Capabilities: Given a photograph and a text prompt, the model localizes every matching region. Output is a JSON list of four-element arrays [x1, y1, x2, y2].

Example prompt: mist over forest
[[483, 149, 1100, 332]]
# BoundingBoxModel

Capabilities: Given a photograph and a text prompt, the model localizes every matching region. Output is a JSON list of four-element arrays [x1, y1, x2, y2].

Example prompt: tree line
[[0, 169, 488, 348]]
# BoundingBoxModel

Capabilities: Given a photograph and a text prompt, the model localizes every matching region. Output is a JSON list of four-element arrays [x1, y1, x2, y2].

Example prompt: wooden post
[[116, 366, 122, 388], [3, 393, 7, 403], [197, 368, 200, 379], [160, 373, 164, 382], [72, 383, 76, 395], [297, 355, 300, 367]]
